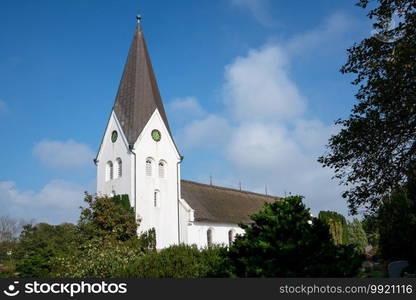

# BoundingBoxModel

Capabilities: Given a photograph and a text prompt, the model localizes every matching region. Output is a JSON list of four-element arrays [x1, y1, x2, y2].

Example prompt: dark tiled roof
[[181, 180, 279, 224], [113, 24, 171, 145]]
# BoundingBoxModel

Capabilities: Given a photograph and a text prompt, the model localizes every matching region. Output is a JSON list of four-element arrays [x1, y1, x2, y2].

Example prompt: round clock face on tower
[[111, 130, 118, 143], [151, 129, 161, 142]]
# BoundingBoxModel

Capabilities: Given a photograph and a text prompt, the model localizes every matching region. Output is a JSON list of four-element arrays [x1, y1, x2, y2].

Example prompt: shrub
[[122, 244, 226, 278], [15, 223, 80, 278], [52, 238, 143, 278], [225, 196, 362, 277]]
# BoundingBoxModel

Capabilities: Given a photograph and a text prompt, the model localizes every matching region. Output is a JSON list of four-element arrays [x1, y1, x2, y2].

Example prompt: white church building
[[95, 19, 278, 249]]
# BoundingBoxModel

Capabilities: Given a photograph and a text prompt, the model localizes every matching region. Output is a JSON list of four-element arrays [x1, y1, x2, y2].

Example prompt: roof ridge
[[181, 179, 280, 199]]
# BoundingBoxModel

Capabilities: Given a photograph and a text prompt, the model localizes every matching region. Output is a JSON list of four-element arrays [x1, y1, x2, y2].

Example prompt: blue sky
[[0, 0, 374, 224]]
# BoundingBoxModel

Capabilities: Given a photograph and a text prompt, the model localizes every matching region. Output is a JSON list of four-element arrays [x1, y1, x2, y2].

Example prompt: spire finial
[[136, 14, 142, 24]]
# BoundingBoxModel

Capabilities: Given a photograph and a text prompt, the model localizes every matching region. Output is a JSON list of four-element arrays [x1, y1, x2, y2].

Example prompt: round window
[[151, 129, 161, 142], [111, 130, 118, 143]]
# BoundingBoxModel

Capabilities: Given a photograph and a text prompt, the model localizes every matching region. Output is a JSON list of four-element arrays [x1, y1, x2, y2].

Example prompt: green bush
[[225, 196, 363, 277], [15, 223, 80, 278], [122, 244, 227, 278], [52, 238, 143, 278]]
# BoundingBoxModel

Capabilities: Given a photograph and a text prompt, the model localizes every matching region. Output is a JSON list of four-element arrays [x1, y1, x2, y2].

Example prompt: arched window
[[115, 158, 122, 178], [106, 161, 113, 181], [207, 228, 213, 247], [146, 158, 153, 177], [228, 229, 235, 245], [158, 161, 166, 178], [154, 190, 160, 207]]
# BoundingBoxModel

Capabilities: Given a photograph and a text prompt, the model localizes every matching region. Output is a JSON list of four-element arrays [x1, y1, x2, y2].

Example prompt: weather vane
[[136, 14, 142, 24]]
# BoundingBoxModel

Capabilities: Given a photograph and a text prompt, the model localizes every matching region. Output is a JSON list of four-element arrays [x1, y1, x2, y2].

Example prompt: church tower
[[95, 16, 182, 249]]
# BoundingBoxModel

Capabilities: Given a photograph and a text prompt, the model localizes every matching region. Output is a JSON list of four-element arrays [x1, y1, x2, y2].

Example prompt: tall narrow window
[[116, 158, 122, 178], [207, 228, 213, 247], [146, 159, 153, 177], [228, 229, 235, 245], [106, 161, 113, 181], [158, 161, 165, 178], [154, 190, 160, 207]]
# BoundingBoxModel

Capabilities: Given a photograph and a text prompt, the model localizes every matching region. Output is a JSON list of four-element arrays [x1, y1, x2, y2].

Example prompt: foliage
[[377, 188, 416, 266], [0, 216, 26, 242], [14, 223, 80, 278], [12, 193, 153, 278], [53, 238, 143, 278], [122, 244, 227, 278], [318, 211, 349, 245], [347, 219, 368, 254], [111, 194, 132, 212], [138, 228, 156, 252], [0, 216, 26, 265], [78, 193, 138, 242], [362, 213, 380, 249], [0, 240, 19, 265], [51, 193, 156, 277], [318, 0, 416, 214], [0, 261, 18, 278], [225, 196, 362, 277]]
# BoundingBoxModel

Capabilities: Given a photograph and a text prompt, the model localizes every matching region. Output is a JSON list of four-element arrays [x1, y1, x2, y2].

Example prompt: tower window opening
[[154, 190, 160, 207], [158, 161, 166, 178], [146, 158, 153, 177], [228, 229, 235, 245], [207, 228, 213, 247], [106, 161, 113, 181], [116, 158, 122, 178]]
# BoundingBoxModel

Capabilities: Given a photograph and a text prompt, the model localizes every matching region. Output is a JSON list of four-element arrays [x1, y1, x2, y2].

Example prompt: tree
[[0, 216, 26, 242], [226, 196, 362, 277], [377, 188, 416, 266], [15, 223, 80, 277], [78, 193, 138, 242], [318, 211, 349, 245], [52, 194, 156, 277], [0, 216, 28, 264], [347, 219, 368, 254], [362, 213, 380, 249], [318, 0, 416, 214]]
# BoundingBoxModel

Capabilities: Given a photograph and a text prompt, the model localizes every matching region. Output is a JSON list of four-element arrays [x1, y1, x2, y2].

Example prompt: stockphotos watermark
[[2, 280, 127, 297]]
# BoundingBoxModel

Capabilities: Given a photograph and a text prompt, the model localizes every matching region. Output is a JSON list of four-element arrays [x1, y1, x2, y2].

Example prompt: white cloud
[[230, 0, 274, 27], [33, 139, 94, 170], [225, 122, 302, 170], [286, 12, 355, 57], [223, 45, 306, 121], [0, 180, 93, 224], [168, 97, 206, 121], [175, 13, 354, 216], [178, 115, 231, 150]]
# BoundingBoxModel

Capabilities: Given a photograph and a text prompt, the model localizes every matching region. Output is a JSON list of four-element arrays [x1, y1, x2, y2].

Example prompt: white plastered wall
[[187, 221, 244, 248], [133, 109, 181, 249], [96, 111, 133, 204]]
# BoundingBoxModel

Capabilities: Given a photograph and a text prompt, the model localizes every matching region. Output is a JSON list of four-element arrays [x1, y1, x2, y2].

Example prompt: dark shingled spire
[[113, 21, 171, 145]]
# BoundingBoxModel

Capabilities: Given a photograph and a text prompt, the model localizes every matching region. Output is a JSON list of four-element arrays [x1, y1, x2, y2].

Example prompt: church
[[95, 18, 279, 249]]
